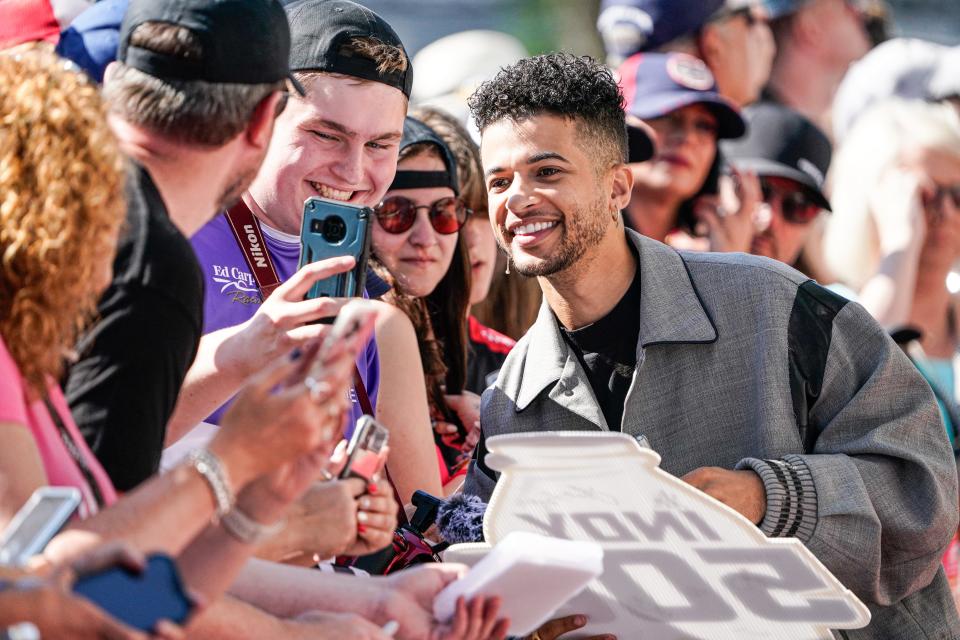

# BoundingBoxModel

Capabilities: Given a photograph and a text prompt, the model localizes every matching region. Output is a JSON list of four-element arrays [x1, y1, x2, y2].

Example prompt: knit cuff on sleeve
[[735, 455, 817, 543]]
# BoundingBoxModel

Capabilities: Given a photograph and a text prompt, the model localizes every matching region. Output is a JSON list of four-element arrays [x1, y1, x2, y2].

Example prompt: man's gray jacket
[[464, 230, 960, 639]]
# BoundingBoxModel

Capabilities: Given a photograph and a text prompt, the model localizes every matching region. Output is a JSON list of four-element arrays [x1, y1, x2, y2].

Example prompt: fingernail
[[368, 483, 378, 493], [357, 511, 369, 523], [575, 616, 586, 625], [290, 348, 303, 360], [357, 524, 367, 533], [359, 497, 371, 510]]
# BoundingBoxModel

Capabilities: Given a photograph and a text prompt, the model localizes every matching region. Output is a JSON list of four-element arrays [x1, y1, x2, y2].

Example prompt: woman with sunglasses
[[720, 101, 833, 269], [617, 52, 752, 248], [370, 117, 475, 489]]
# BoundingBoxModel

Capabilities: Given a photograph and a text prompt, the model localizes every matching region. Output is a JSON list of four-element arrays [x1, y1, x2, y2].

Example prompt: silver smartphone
[[0, 487, 81, 566]]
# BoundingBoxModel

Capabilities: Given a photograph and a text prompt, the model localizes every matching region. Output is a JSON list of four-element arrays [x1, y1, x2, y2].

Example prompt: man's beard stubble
[[504, 196, 611, 278], [216, 159, 261, 212]]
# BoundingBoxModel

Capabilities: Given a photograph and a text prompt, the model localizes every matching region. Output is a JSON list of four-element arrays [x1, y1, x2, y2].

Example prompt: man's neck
[[110, 116, 229, 237], [240, 193, 295, 235], [542, 228, 637, 330], [768, 51, 843, 135], [625, 186, 682, 243]]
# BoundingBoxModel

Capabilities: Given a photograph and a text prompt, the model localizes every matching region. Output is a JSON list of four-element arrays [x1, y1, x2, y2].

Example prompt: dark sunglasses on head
[[374, 195, 468, 235], [760, 178, 822, 224]]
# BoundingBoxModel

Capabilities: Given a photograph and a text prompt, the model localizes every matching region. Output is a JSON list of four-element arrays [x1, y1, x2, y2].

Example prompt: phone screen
[[339, 416, 390, 483], [0, 488, 80, 566]]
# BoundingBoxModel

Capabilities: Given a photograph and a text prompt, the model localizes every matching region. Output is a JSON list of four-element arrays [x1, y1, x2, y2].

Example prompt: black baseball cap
[[721, 102, 832, 211], [118, 0, 304, 95], [283, 0, 412, 98], [390, 117, 459, 195]]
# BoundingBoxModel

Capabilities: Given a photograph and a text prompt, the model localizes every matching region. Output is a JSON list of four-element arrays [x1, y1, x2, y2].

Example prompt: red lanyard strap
[[225, 201, 282, 299], [223, 203, 403, 511]]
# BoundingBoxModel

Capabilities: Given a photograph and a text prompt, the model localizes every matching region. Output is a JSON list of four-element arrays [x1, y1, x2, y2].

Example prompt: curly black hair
[[468, 53, 627, 166]]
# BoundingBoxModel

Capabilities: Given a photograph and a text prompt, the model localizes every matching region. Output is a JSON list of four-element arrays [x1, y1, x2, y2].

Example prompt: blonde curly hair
[[0, 49, 126, 394]]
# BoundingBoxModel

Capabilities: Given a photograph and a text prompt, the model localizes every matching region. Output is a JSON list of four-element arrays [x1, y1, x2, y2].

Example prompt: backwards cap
[[119, 0, 303, 94], [390, 117, 459, 195], [284, 0, 412, 98]]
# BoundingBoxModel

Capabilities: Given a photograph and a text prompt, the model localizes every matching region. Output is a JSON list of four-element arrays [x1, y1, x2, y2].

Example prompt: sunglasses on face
[[760, 177, 822, 224], [373, 195, 468, 235]]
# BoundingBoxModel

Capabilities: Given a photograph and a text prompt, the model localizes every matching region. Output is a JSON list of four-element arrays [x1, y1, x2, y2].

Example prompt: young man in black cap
[[167, 0, 445, 504]]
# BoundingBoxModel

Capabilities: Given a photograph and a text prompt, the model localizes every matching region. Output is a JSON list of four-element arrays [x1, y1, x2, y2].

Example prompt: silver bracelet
[[187, 449, 233, 519], [220, 506, 285, 545]]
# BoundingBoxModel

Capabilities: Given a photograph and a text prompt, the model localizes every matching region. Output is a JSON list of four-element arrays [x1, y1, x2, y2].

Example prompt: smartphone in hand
[[73, 554, 194, 632], [339, 415, 390, 484], [0, 487, 80, 567], [299, 197, 373, 300]]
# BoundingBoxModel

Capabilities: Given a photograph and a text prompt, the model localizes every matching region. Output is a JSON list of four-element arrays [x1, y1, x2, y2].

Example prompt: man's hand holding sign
[[682, 467, 766, 525]]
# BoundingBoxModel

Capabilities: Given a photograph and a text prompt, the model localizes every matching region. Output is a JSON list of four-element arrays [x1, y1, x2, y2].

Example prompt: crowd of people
[[0, 0, 958, 638]]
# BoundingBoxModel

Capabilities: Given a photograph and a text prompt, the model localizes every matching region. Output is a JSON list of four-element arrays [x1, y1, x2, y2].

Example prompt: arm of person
[[735, 286, 959, 605], [65, 286, 201, 492], [854, 167, 928, 328], [229, 559, 508, 640], [371, 302, 444, 503], [0, 424, 50, 527], [165, 259, 353, 445]]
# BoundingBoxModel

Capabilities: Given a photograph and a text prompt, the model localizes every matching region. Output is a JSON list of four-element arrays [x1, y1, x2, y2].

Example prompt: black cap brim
[[731, 157, 832, 211], [627, 124, 655, 163]]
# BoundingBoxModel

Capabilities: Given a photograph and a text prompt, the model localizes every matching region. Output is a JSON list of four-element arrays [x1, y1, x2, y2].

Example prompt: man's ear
[[610, 162, 633, 211], [103, 60, 119, 85], [244, 91, 282, 150], [697, 24, 722, 65]]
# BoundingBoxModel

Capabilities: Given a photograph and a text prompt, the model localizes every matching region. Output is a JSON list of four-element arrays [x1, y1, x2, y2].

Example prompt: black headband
[[390, 170, 458, 194]]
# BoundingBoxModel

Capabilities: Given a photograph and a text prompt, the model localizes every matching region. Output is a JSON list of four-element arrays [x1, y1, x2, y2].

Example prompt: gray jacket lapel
[[509, 231, 717, 431]]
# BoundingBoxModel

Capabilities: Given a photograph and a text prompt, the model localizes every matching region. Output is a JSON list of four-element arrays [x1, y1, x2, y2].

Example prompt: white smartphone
[[0, 487, 81, 567]]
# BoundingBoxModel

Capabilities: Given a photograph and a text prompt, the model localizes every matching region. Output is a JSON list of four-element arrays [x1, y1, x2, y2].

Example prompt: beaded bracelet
[[187, 449, 233, 520]]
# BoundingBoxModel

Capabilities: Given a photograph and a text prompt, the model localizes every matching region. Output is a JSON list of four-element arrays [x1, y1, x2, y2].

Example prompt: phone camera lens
[[322, 216, 347, 243]]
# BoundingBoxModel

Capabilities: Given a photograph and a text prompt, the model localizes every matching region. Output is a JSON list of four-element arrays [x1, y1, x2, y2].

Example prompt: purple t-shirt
[[191, 213, 379, 432]]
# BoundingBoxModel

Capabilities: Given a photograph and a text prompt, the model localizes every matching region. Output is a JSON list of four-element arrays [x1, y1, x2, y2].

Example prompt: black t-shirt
[[560, 264, 641, 431], [64, 164, 204, 491]]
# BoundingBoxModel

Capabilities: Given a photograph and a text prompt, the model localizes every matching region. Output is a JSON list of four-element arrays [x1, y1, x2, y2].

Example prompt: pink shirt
[[0, 335, 116, 517]]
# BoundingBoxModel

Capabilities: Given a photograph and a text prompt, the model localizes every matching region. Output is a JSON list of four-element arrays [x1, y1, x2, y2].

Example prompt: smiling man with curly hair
[[464, 52, 960, 640]]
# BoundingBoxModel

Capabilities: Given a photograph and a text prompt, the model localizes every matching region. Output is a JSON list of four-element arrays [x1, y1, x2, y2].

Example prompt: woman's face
[[372, 152, 460, 298], [463, 212, 498, 306], [630, 103, 719, 201]]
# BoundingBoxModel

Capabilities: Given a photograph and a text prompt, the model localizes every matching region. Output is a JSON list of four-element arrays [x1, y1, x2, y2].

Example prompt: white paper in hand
[[433, 531, 603, 636]]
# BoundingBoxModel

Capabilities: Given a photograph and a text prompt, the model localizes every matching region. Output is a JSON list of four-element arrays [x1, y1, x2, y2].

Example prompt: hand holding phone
[[72, 553, 194, 633], [339, 415, 390, 484], [0, 487, 80, 567]]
